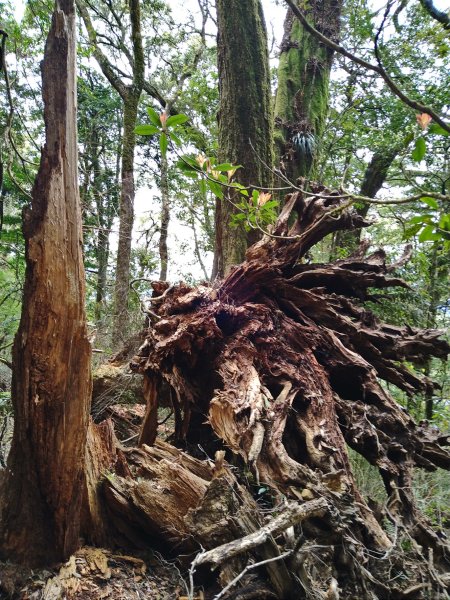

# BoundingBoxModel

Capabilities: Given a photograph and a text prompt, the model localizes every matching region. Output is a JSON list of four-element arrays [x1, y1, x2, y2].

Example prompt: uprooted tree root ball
[[88, 189, 450, 599]]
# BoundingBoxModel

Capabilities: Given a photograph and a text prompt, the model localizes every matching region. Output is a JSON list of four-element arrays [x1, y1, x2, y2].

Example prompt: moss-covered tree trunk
[[274, 1, 342, 182], [213, 0, 273, 278], [0, 0, 92, 566]]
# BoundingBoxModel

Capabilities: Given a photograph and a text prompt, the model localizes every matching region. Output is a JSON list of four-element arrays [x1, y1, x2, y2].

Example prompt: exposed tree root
[[98, 190, 450, 598]]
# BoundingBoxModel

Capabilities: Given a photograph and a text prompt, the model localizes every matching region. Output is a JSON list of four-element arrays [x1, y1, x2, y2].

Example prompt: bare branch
[[76, 0, 128, 99], [191, 498, 329, 569]]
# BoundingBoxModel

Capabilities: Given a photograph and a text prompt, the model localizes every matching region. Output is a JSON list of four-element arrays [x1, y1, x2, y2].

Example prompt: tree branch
[[419, 0, 450, 30], [284, 0, 450, 134], [191, 498, 329, 568], [76, 0, 128, 99]]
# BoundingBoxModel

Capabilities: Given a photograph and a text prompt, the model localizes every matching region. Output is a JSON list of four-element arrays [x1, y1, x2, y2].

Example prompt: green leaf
[[408, 215, 433, 224], [134, 124, 159, 136], [179, 155, 198, 168], [199, 179, 207, 196], [214, 163, 240, 172], [146, 106, 161, 127], [411, 137, 426, 162], [261, 200, 279, 210], [231, 182, 249, 196], [177, 157, 198, 175], [232, 213, 247, 222], [403, 223, 422, 239], [428, 123, 450, 136], [439, 213, 450, 231], [207, 180, 224, 199], [418, 224, 440, 242], [170, 132, 182, 147], [159, 132, 168, 157], [166, 114, 189, 127], [420, 196, 439, 210]]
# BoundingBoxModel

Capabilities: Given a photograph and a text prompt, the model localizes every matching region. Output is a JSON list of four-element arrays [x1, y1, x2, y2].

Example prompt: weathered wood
[[131, 188, 450, 596], [192, 498, 329, 568], [187, 451, 300, 598], [102, 440, 213, 550], [82, 420, 130, 546], [0, 0, 91, 566]]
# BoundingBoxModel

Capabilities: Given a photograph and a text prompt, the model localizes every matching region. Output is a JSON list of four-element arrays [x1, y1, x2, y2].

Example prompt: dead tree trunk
[[0, 0, 92, 566], [125, 186, 450, 598]]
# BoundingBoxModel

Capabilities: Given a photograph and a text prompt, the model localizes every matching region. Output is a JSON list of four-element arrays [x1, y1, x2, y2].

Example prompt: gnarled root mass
[[101, 190, 449, 599]]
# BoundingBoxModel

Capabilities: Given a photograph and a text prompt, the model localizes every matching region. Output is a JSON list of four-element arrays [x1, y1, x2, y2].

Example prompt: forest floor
[[0, 546, 192, 599], [0, 402, 205, 600]]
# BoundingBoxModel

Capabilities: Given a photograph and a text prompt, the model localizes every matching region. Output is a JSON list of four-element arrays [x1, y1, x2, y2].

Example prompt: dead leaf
[[416, 113, 432, 130]]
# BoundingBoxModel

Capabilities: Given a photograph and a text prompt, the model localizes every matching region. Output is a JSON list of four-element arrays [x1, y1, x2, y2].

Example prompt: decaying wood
[[124, 188, 450, 598], [191, 497, 329, 569], [98, 442, 299, 597], [91, 363, 144, 421], [82, 419, 131, 546], [0, 0, 92, 566]]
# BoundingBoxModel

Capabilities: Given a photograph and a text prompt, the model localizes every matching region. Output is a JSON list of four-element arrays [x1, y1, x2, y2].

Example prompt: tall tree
[[0, 0, 91, 565], [213, 0, 273, 278], [78, 70, 122, 322], [76, 0, 145, 346], [274, 0, 342, 183]]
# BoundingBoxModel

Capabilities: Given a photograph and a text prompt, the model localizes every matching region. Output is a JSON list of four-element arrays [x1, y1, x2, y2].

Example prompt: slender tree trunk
[[88, 138, 110, 322], [0, 0, 91, 566], [158, 151, 170, 281], [333, 135, 412, 256], [189, 208, 209, 280], [274, 1, 342, 183], [213, 0, 273, 278], [423, 243, 442, 420], [95, 222, 110, 321], [76, 0, 144, 346], [112, 97, 138, 344]]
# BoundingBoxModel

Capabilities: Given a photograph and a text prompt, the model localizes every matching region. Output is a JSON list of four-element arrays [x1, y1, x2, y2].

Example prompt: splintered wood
[[120, 188, 450, 597]]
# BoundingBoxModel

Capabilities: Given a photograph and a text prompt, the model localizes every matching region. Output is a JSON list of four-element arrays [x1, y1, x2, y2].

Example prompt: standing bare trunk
[[0, 0, 91, 566]]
